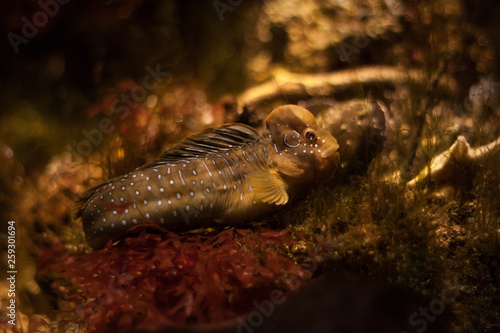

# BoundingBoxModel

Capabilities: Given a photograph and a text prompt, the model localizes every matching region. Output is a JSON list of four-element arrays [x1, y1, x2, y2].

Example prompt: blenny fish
[[75, 105, 340, 249]]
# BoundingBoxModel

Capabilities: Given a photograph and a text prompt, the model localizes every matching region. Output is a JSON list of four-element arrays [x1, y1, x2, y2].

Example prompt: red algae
[[40, 228, 312, 332]]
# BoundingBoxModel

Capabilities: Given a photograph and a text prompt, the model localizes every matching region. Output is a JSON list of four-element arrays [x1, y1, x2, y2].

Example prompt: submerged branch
[[236, 66, 456, 109]]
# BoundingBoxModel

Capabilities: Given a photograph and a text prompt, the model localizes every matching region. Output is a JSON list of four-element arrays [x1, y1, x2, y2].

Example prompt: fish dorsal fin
[[247, 172, 289, 205], [144, 124, 260, 165]]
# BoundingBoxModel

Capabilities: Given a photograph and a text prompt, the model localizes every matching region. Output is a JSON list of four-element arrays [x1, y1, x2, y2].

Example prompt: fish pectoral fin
[[248, 172, 289, 205], [273, 154, 304, 177]]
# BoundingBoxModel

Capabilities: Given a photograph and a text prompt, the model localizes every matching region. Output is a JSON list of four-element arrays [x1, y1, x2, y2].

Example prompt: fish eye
[[305, 130, 317, 142]]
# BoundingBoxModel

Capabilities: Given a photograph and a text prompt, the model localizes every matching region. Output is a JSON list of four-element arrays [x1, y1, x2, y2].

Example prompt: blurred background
[[0, 0, 499, 332], [1, 0, 499, 176]]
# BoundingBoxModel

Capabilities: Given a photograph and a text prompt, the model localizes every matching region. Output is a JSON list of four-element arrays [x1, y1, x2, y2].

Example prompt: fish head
[[263, 105, 340, 188]]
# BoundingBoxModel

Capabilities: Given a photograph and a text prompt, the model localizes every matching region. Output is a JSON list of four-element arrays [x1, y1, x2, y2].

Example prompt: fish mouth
[[321, 143, 340, 161]]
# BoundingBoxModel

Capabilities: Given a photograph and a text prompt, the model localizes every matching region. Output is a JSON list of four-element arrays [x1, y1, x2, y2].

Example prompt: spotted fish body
[[75, 105, 340, 249]]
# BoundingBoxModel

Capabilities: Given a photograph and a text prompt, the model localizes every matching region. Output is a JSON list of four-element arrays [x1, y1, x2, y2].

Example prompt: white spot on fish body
[[130, 182, 134, 186], [132, 219, 137, 224], [113, 211, 117, 215], [168, 200, 172, 205], [158, 200, 162, 206], [122, 220, 127, 225], [168, 167, 171, 175], [143, 200, 148, 205], [147, 186, 152, 191], [111, 199, 115, 203], [189, 191, 195, 197], [160, 188, 165, 193], [135, 190, 140, 196], [160, 218, 165, 224], [186, 205, 190, 212], [111, 223, 115, 228], [145, 213, 150, 218], [176, 193, 181, 200], [193, 170, 197, 176], [158, 175, 161, 180], [121, 186, 126, 191], [170, 180, 174, 185]]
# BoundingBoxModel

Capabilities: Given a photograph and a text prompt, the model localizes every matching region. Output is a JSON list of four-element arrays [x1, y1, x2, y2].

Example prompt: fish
[[74, 105, 340, 249]]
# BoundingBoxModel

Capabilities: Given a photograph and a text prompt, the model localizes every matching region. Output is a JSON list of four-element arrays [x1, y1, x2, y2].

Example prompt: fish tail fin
[[72, 184, 101, 224]]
